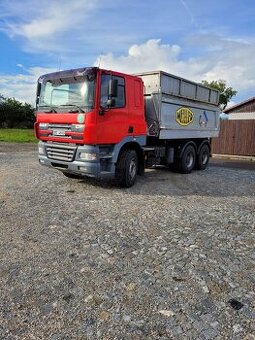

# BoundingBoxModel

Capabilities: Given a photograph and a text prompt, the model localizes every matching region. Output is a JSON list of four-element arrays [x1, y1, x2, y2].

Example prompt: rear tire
[[176, 144, 196, 174], [196, 144, 210, 170], [115, 149, 138, 187]]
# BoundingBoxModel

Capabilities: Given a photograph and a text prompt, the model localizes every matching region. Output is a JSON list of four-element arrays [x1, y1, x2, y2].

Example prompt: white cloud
[[0, 0, 98, 54], [10, 0, 96, 39], [94, 39, 182, 73], [0, 0, 202, 59], [1, 36, 255, 104], [0, 67, 55, 104], [1, 0, 97, 37], [94, 37, 255, 96]]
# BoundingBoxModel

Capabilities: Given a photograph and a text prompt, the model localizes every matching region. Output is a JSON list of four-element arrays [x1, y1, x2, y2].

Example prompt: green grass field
[[0, 129, 37, 143]]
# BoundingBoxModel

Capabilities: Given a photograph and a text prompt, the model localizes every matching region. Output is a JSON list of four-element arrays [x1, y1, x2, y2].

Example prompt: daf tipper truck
[[35, 67, 220, 187]]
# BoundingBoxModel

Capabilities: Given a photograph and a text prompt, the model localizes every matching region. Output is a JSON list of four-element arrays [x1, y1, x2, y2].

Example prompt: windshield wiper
[[38, 105, 57, 113], [59, 104, 85, 113]]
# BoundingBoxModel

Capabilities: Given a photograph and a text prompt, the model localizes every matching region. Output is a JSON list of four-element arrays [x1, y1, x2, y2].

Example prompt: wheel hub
[[186, 152, 194, 168], [129, 159, 137, 179], [202, 152, 208, 165]]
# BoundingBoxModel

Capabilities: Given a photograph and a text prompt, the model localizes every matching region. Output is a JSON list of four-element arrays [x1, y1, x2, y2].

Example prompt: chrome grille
[[45, 143, 77, 162]]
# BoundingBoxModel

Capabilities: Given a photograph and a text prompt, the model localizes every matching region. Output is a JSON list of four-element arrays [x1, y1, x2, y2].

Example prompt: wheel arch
[[114, 141, 144, 175], [178, 141, 197, 159]]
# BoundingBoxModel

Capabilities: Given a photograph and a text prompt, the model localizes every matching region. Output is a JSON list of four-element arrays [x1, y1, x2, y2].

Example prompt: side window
[[100, 74, 125, 108], [100, 75, 110, 107]]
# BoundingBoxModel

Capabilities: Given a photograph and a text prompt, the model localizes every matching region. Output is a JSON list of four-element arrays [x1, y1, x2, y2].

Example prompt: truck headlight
[[38, 145, 45, 154], [72, 124, 85, 132], [79, 152, 97, 161], [39, 123, 49, 130]]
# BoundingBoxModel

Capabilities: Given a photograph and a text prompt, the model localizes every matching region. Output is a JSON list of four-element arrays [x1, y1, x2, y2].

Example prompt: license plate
[[53, 129, 65, 136]]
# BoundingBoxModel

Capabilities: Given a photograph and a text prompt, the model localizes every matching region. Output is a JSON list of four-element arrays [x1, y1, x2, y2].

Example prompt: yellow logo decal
[[176, 107, 194, 126]]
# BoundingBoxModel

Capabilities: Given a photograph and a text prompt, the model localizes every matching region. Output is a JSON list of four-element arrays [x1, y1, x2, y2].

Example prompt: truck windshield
[[38, 77, 95, 112]]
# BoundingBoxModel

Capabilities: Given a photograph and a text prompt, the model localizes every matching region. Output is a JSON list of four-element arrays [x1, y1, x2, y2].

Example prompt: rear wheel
[[176, 144, 196, 174], [115, 149, 138, 187], [196, 144, 210, 170]]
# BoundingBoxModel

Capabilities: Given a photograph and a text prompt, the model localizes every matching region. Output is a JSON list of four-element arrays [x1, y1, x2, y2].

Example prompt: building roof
[[224, 96, 255, 113], [228, 112, 255, 120]]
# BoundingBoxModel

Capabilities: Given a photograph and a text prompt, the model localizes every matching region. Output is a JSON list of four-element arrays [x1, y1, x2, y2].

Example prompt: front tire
[[115, 149, 138, 187]]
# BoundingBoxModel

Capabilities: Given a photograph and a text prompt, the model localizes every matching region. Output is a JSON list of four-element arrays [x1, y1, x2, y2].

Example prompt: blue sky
[[0, 0, 255, 105]]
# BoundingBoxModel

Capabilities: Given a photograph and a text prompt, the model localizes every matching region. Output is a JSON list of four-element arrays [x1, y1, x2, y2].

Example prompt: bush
[[0, 94, 35, 128]]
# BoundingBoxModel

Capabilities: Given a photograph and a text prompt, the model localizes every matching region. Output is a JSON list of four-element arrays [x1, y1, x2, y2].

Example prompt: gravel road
[[0, 143, 254, 339]]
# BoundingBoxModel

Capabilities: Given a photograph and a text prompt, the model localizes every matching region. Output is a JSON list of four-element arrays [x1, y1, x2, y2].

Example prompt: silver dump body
[[136, 71, 220, 139]]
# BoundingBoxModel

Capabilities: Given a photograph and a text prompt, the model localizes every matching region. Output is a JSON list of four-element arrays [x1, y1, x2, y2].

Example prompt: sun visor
[[38, 67, 97, 84]]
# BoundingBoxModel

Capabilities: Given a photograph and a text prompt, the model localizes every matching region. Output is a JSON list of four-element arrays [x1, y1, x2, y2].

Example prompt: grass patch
[[0, 129, 37, 143]]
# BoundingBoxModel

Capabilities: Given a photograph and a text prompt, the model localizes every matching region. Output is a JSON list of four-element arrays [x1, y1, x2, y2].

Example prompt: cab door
[[96, 72, 129, 144]]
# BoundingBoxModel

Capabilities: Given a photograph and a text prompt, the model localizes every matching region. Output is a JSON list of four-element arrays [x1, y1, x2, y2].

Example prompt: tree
[[201, 80, 237, 110], [0, 94, 35, 128]]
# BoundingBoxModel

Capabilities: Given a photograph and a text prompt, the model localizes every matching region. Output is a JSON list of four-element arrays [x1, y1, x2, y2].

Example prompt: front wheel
[[115, 149, 138, 187]]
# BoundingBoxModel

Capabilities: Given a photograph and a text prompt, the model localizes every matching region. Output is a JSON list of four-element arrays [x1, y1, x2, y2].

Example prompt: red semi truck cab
[[35, 67, 147, 186]]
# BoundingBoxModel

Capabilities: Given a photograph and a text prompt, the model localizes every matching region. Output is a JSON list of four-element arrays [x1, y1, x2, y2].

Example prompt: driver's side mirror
[[106, 98, 116, 107], [99, 78, 118, 116], [36, 82, 41, 107], [99, 98, 116, 116], [109, 79, 118, 98]]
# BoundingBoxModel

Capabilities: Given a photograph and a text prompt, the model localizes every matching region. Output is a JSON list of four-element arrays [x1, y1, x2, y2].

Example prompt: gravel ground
[[0, 144, 255, 340]]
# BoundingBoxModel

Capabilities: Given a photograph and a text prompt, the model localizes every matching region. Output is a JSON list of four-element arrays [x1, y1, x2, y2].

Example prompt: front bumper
[[38, 141, 115, 178]]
